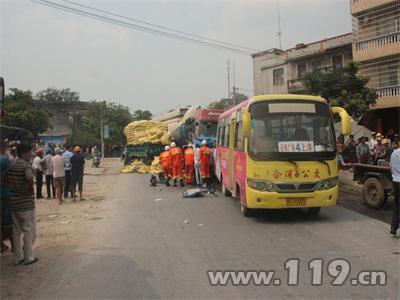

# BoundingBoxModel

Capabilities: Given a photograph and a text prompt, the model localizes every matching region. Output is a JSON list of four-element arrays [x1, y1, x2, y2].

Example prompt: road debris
[[183, 188, 216, 198]]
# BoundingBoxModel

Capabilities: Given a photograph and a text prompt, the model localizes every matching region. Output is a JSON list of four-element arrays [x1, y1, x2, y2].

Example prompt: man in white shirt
[[390, 146, 400, 236], [52, 148, 65, 204], [32, 149, 44, 199], [62, 146, 73, 198], [42, 149, 55, 198]]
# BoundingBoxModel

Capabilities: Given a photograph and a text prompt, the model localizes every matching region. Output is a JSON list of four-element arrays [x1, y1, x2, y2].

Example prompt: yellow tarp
[[120, 156, 162, 174], [124, 120, 170, 145]]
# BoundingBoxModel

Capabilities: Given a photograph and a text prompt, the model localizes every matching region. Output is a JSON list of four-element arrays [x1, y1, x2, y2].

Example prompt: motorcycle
[[92, 155, 100, 168]]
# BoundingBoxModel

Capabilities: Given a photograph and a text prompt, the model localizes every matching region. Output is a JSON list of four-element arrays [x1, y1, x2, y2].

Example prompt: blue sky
[[1, 0, 352, 114]]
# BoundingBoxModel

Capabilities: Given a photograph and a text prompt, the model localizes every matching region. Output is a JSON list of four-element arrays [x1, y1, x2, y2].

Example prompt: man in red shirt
[[159, 146, 172, 186], [184, 143, 195, 184], [169, 142, 184, 187]]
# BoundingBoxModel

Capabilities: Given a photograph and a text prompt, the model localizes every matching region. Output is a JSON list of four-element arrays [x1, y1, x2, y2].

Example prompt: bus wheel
[[240, 205, 253, 217], [306, 207, 321, 216], [237, 186, 253, 217]]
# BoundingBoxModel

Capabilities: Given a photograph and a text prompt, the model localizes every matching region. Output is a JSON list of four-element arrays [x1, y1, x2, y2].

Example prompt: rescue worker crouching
[[169, 142, 185, 187], [159, 145, 172, 186]]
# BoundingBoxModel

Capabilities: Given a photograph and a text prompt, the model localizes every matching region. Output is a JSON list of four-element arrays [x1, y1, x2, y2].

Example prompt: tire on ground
[[362, 177, 386, 209]]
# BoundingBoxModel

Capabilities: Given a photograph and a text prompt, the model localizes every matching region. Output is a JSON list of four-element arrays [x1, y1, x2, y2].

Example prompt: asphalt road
[[22, 163, 400, 299]]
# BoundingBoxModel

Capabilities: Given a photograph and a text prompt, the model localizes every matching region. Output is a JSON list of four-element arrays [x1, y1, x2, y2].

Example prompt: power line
[[30, 0, 253, 55], [61, 0, 260, 53]]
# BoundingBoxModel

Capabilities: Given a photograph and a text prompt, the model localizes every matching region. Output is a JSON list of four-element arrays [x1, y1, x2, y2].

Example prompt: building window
[[273, 68, 284, 85], [332, 55, 343, 69], [297, 62, 307, 78], [380, 64, 399, 88]]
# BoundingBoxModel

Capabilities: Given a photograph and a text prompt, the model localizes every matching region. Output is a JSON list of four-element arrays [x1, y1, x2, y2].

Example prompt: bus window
[[235, 121, 244, 151], [220, 124, 225, 146], [249, 101, 336, 160], [224, 123, 229, 147]]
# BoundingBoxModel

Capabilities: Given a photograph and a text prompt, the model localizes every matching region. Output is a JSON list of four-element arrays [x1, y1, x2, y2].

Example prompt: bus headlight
[[315, 177, 338, 191], [247, 178, 276, 192]]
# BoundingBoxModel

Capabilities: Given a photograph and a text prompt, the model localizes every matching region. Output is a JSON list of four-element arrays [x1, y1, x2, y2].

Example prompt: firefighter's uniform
[[198, 144, 211, 179], [170, 144, 184, 186], [159, 148, 172, 185], [184, 146, 194, 184]]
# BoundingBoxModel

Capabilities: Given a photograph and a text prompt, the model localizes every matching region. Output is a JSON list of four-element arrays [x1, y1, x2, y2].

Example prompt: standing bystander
[[62, 146, 73, 198], [1, 141, 13, 252], [42, 149, 55, 198], [52, 148, 65, 205], [70, 146, 85, 202], [356, 137, 370, 164], [390, 144, 400, 236], [7, 143, 38, 265], [346, 135, 358, 163], [32, 149, 44, 199]]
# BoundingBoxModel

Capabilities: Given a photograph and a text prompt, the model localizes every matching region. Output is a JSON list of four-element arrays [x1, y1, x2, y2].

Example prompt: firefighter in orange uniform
[[198, 140, 211, 183], [159, 145, 172, 186], [169, 142, 184, 187], [184, 143, 195, 184]]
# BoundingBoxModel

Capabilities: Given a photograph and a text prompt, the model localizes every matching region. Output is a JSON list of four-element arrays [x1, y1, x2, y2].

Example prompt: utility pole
[[277, 0, 282, 50], [232, 59, 236, 93], [100, 101, 105, 159], [227, 60, 231, 99]]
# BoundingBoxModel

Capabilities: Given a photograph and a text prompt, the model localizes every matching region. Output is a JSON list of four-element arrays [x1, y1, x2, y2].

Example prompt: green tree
[[132, 109, 152, 121], [208, 100, 231, 110], [1, 88, 50, 136], [73, 101, 133, 146], [301, 61, 377, 120], [36, 87, 80, 102]]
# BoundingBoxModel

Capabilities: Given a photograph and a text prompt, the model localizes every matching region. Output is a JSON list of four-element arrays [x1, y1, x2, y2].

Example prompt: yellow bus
[[215, 94, 350, 217]]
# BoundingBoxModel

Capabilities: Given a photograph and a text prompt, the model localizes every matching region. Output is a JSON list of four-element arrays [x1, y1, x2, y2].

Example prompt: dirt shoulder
[[0, 158, 122, 300]]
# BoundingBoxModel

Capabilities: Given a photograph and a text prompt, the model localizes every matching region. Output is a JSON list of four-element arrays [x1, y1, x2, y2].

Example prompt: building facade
[[351, 0, 400, 133], [252, 33, 353, 96]]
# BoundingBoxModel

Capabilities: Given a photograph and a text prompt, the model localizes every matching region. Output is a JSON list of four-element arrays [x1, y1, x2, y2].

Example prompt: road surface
[[2, 159, 399, 299]]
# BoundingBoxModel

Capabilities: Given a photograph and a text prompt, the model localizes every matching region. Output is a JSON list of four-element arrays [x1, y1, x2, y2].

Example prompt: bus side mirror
[[241, 107, 251, 138], [331, 107, 351, 136]]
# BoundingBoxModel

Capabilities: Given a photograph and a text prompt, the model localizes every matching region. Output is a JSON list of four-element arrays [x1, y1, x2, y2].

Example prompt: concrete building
[[351, 0, 400, 133], [39, 101, 90, 147], [252, 33, 353, 95]]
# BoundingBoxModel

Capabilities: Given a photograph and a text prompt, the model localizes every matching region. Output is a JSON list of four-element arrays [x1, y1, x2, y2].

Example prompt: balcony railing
[[376, 85, 400, 98], [354, 32, 400, 51]]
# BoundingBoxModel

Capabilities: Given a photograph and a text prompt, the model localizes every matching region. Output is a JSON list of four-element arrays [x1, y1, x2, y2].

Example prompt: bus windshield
[[199, 121, 218, 137], [248, 101, 336, 161]]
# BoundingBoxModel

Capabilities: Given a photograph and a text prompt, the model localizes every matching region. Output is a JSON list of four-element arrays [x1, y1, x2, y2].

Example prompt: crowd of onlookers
[[337, 131, 399, 169], [1, 141, 86, 266]]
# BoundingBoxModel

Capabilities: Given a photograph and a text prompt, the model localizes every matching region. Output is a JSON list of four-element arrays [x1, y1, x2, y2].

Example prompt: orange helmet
[[74, 146, 81, 153]]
